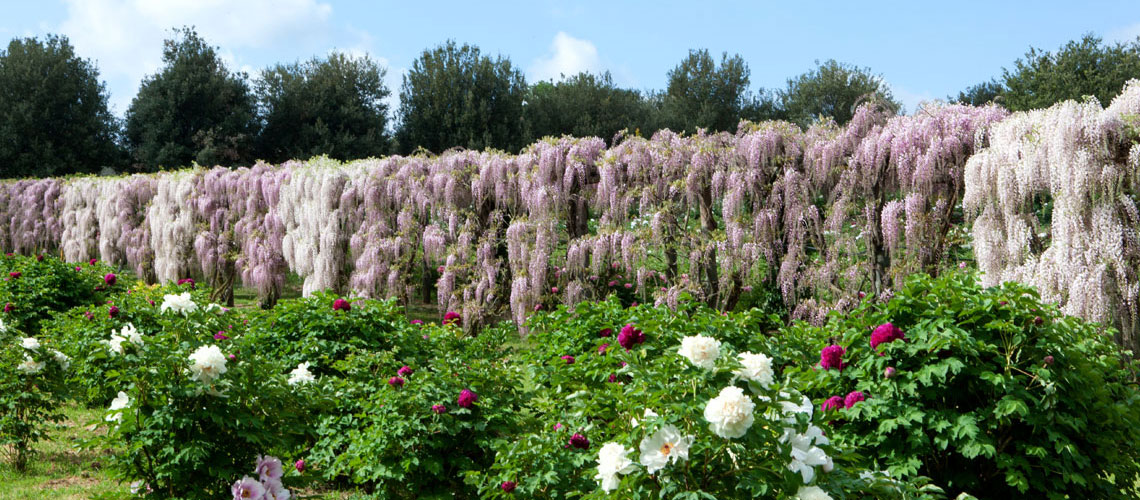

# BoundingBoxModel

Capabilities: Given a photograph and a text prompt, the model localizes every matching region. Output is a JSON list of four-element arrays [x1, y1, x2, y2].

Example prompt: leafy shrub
[[0, 254, 115, 334], [785, 271, 1140, 498], [0, 331, 69, 471]]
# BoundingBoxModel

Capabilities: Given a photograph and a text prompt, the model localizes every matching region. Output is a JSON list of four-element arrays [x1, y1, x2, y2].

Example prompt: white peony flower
[[0, 318, 7, 333], [204, 303, 225, 314], [638, 424, 693, 474], [594, 442, 637, 493], [796, 485, 834, 500], [21, 337, 40, 351], [677, 334, 721, 370], [735, 352, 774, 388], [780, 394, 815, 423], [703, 386, 755, 439], [288, 362, 316, 385], [630, 408, 658, 428], [788, 445, 830, 483], [188, 344, 227, 384], [51, 349, 70, 371], [781, 424, 830, 450], [160, 292, 198, 315], [106, 391, 130, 422], [17, 354, 44, 374], [120, 323, 143, 345], [104, 334, 127, 355]]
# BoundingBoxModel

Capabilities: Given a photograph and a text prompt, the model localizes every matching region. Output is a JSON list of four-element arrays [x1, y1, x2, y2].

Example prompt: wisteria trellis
[[3, 84, 1139, 348]]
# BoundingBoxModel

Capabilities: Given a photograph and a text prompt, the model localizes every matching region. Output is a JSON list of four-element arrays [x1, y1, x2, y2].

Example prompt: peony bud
[[294, 459, 305, 473], [1044, 355, 1054, 365], [884, 366, 896, 379]]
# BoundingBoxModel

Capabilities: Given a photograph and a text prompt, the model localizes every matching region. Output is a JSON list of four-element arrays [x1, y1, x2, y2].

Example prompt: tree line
[[1, 27, 1137, 178]]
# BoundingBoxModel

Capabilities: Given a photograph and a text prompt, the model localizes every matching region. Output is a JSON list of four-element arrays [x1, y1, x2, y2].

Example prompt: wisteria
[[1, 94, 1134, 339]]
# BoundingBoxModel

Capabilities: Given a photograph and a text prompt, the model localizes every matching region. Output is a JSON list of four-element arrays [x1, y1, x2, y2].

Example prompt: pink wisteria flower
[[844, 391, 865, 409], [819, 345, 845, 371], [458, 389, 477, 408], [332, 298, 351, 311]]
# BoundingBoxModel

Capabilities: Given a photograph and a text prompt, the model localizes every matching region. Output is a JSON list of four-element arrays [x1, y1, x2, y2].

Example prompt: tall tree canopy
[[0, 35, 122, 178], [256, 52, 391, 163], [396, 40, 527, 154], [125, 27, 257, 170], [525, 71, 655, 143], [662, 49, 751, 133], [1002, 34, 1140, 111], [780, 59, 900, 127], [950, 79, 1005, 106]]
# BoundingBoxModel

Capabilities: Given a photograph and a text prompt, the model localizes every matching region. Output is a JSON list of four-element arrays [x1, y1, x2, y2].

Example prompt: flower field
[[1, 85, 1139, 499]]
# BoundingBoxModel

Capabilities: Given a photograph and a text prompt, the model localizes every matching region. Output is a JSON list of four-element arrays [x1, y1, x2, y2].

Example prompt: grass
[[0, 405, 130, 500]]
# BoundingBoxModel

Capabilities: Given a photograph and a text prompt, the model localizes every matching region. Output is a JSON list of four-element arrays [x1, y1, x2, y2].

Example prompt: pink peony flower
[[411, 319, 423, 325], [844, 391, 865, 409], [2, 302, 11, 313], [623, 283, 632, 289], [75, 266, 82, 272], [569, 433, 589, 449], [501, 481, 516, 492], [443, 311, 462, 326], [88, 258, 97, 265], [551, 287, 559, 294], [104, 273, 117, 286], [231, 476, 265, 500], [332, 298, 351, 311], [870, 322, 906, 352], [821, 396, 844, 411], [108, 305, 119, 319], [84, 311, 94, 320], [177, 278, 196, 289], [388, 376, 404, 388], [819, 345, 845, 371], [553, 422, 563, 431], [294, 459, 305, 473], [214, 332, 229, 340], [397, 365, 414, 377], [255, 455, 284, 481], [858, 291, 866, 299], [608, 280, 618, 287], [884, 366, 896, 379], [561, 355, 575, 364], [608, 373, 617, 383], [617, 324, 645, 349], [599, 328, 612, 337], [598, 343, 609, 355], [228, 354, 237, 361], [534, 304, 543, 312], [9, 272, 20, 279], [458, 389, 477, 408], [432, 404, 448, 414], [147, 299, 155, 306]]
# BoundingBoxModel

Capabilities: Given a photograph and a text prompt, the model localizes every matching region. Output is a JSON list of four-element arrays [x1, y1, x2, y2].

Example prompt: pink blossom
[[411, 319, 423, 325], [501, 481, 517, 492], [294, 459, 305, 473], [432, 404, 448, 414], [108, 306, 119, 319], [443, 311, 462, 326], [551, 287, 559, 294], [36, 255, 43, 262], [228, 354, 237, 361], [561, 355, 575, 364], [255, 455, 284, 481], [553, 422, 563, 431], [214, 332, 229, 340], [617, 324, 645, 349], [437, 265, 445, 273], [397, 365, 414, 377], [388, 376, 404, 388], [884, 366, 896, 379], [608, 373, 617, 383], [333, 298, 351, 311], [104, 273, 117, 286], [534, 304, 543, 311], [84, 311, 94, 320], [458, 389, 477, 408], [599, 328, 613, 337], [820, 345, 845, 371], [958, 262, 967, 269], [1044, 355, 1054, 365], [844, 391, 865, 409], [608, 280, 618, 287], [569, 433, 589, 449], [821, 396, 844, 411], [598, 343, 609, 354], [231, 476, 265, 500], [9, 272, 20, 279], [177, 278, 196, 289], [623, 283, 632, 289], [870, 322, 906, 352], [88, 258, 97, 265]]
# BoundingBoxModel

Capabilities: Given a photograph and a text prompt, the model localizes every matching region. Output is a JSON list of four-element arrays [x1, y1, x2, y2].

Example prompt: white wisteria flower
[[735, 352, 774, 388], [51, 349, 70, 371], [17, 354, 44, 374], [677, 334, 721, 370], [703, 386, 756, 439], [594, 442, 637, 493], [188, 344, 228, 384], [21, 337, 40, 351], [160, 292, 198, 315], [288, 362, 316, 385], [106, 391, 130, 422], [638, 424, 693, 474], [630, 408, 658, 428], [795, 485, 834, 500]]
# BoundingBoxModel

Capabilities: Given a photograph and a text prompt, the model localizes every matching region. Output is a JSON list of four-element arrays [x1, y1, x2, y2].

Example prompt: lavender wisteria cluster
[[1, 91, 1135, 338]]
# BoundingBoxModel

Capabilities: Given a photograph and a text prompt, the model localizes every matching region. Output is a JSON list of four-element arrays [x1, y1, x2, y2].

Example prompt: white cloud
[[1108, 22, 1140, 43], [58, 0, 335, 114], [529, 32, 605, 83]]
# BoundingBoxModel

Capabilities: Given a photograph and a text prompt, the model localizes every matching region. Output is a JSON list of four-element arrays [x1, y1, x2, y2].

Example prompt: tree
[[661, 49, 751, 133], [524, 71, 654, 143], [0, 35, 122, 178], [950, 79, 1005, 107], [395, 40, 527, 154], [780, 59, 900, 128], [1002, 34, 1140, 111], [125, 27, 257, 170], [256, 52, 391, 163]]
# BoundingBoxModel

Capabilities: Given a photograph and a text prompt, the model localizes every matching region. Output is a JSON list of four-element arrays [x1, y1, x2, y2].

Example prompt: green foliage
[[256, 52, 391, 162], [0, 336, 69, 471], [396, 40, 527, 155], [662, 49, 752, 134], [0, 34, 123, 178], [525, 72, 655, 143], [785, 271, 1140, 499], [125, 27, 257, 171], [0, 254, 111, 334], [1002, 34, 1140, 111], [949, 79, 1005, 107], [779, 59, 901, 128]]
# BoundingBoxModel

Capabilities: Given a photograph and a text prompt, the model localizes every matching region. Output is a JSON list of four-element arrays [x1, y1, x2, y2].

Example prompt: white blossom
[[120, 323, 143, 345], [594, 442, 637, 493], [735, 352, 774, 388], [789, 445, 830, 484], [638, 424, 693, 474], [188, 344, 227, 384], [630, 408, 658, 428], [106, 391, 130, 422], [796, 485, 834, 500], [20, 337, 40, 351], [17, 354, 44, 374], [160, 292, 198, 315], [288, 362, 315, 385], [0, 318, 7, 333], [677, 334, 721, 370], [51, 350, 70, 371], [703, 386, 755, 439]]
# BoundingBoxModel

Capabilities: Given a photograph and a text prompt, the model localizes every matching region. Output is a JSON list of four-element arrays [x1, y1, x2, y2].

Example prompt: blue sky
[[3, 0, 1140, 116]]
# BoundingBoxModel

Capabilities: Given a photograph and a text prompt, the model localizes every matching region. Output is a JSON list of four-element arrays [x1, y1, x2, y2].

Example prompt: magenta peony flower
[[884, 366, 896, 379], [870, 322, 906, 352], [608, 373, 618, 383], [89, 258, 97, 265], [819, 344, 845, 371], [599, 328, 612, 337], [858, 291, 866, 299], [9, 271, 21, 279], [255, 455, 284, 481], [458, 388, 477, 408], [432, 404, 448, 414], [104, 273, 117, 286], [443, 311, 462, 326], [569, 433, 589, 449], [3, 302, 11, 313], [844, 391, 866, 409], [821, 396, 844, 411], [388, 376, 405, 388], [553, 422, 563, 431], [294, 459, 305, 473], [551, 286, 559, 294], [231, 476, 265, 500], [332, 298, 351, 311], [147, 299, 155, 306], [214, 332, 229, 340], [411, 319, 423, 325], [617, 323, 646, 349], [36, 254, 43, 262], [84, 311, 94, 320], [75, 266, 82, 272], [501, 481, 517, 492], [108, 305, 119, 319], [228, 354, 237, 361], [598, 343, 609, 354], [561, 355, 575, 364], [397, 365, 414, 377], [177, 278, 195, 289], [611, 261, 620, 269], [624, 283, 632, 289]]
